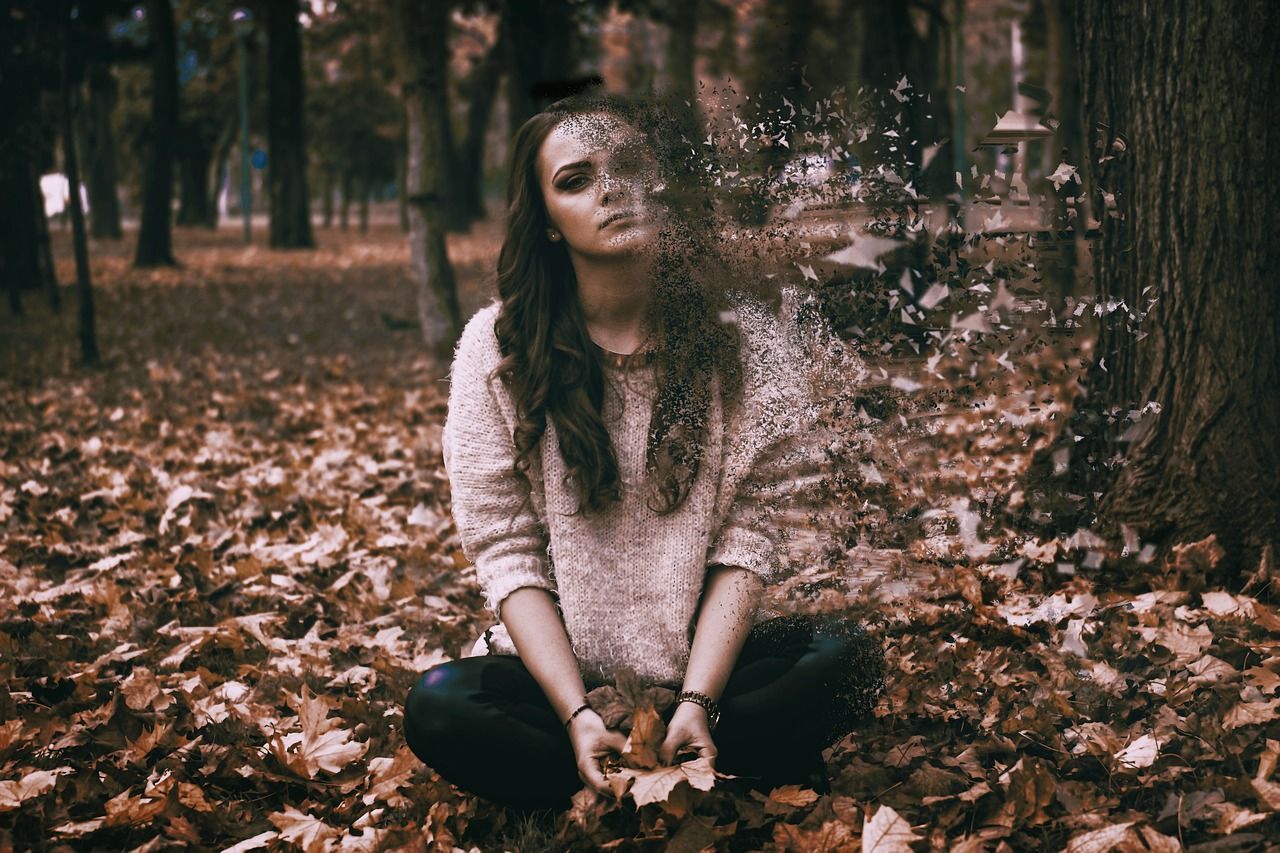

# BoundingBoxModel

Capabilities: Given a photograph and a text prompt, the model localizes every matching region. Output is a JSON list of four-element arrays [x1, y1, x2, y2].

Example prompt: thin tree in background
[[264, 0, 314, 249], [61, 2, 100, 364], [1076, 0, 1280, 566], [386, 0, 461, 356], [134, 0, 179, 267]]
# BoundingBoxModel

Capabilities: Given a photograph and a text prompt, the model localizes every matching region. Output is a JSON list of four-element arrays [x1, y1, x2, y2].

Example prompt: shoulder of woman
[[451, 300, 505, 378], [724, 291, 807, 379]]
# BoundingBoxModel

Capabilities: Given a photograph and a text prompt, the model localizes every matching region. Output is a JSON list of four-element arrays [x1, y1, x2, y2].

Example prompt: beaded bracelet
[[563, 701, 592, 729]]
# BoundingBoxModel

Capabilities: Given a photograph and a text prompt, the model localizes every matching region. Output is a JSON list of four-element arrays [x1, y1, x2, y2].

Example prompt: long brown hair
[[492, 93, 744, 515]]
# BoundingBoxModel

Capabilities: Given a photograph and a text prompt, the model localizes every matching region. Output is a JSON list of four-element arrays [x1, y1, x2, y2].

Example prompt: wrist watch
[[676, 689, 721, 732]]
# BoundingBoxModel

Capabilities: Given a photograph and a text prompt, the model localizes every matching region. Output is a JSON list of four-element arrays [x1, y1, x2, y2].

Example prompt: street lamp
[[232, 8, 253, 244]]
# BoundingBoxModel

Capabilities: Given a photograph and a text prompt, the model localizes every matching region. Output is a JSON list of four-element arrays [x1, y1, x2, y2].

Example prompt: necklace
[[591, 340, 657, 370]]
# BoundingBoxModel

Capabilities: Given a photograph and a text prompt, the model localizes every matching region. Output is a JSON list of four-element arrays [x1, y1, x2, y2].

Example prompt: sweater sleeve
[[707, 298, 825, 583], [441, 307, 556, 616]]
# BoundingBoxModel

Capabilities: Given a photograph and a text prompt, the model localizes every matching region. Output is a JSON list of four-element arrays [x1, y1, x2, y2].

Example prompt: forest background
[[1, 0, 1277, 850]]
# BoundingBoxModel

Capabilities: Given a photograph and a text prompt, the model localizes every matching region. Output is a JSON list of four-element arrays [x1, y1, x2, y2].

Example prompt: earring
[[547, 229, 561, 242]]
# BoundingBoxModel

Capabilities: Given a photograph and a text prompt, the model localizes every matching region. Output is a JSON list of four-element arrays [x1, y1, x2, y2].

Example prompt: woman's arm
[[500, 588, 593, 723], [501, 587, 627, 793], [659, 564, 763, 766]]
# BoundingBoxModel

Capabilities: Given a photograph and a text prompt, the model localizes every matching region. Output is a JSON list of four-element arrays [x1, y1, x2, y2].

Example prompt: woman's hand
[[568, 709, 628, 794], [658, 701, 717, 768]]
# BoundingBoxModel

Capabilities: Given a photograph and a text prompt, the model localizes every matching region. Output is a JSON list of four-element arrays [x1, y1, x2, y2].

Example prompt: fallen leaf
[[269, 805, 339, 852], [861, 804, 920, 852]]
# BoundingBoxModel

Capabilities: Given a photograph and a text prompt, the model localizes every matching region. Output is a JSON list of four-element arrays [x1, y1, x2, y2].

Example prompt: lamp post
[[232, 8, 253, 244]]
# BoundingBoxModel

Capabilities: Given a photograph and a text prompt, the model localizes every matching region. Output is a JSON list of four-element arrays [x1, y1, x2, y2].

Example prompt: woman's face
[[535, 112, 664, 261]]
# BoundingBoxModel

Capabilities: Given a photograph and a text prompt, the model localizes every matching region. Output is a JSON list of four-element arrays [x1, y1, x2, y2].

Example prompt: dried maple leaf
[[861, 804, 920, 852], [362, 745, 418, 807], [773, 819, 857, 852], [1114, 734, 1160, 770], [269, 805, 339, 853], [610, 757, 716, 807], [622, 705, 664, 770], [1223, 699, 1280, 731], [768, 784, 821, 808], [269, 685, 368, 778], [1064, 821, 1138, 852], [102, 786, 168, 828], [120, 666, 174, 712], [0, 767, 71, 811]]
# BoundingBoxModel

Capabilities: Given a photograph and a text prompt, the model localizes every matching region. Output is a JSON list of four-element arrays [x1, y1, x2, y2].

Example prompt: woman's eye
[[562, 174, 589, 190]]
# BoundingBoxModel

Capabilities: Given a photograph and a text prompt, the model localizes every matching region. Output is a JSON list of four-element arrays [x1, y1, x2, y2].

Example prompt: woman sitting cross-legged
[[403, 93, 885, 812]]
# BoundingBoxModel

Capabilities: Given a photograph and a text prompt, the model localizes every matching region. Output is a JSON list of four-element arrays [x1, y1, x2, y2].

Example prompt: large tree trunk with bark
[[84, 60, 123, 239], [264, 0, 314, 249], [1076, 0, 1280, 566], [387, 0, 461, 356], [134, 0, 178, 267]]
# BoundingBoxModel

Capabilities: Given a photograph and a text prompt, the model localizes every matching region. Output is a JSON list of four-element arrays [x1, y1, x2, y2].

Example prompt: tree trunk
[[1077, 0, 1280, 566], [504, 0, 581, 134], [1042, 0, 1085, 300], [62, 9, 99, 365], [0, 157, 50, 315], [339, 168, 352, 230], [265, 0, 314, 249], [359, 172, 370, 233], [396, 142, 408, 232], [387, 0, 462, 356], [84, 60, 123, 240], [662, 0, 698, 108], [860, 0, 936, 187], [134, 0, 179, 267], [32, 164, 60, 312], [177, 142, 216, 227], [321, 168, 333, 228], [453, 21, 506, 225], [210, 129, 232, 228]]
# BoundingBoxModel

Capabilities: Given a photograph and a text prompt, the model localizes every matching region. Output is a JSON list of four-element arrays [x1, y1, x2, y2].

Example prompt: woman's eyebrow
[[553, 160, 593, 180]]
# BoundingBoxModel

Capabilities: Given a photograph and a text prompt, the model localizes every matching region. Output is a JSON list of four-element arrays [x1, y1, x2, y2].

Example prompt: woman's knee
[[403, 662, 475, 756], [809, 619, 886, 722]]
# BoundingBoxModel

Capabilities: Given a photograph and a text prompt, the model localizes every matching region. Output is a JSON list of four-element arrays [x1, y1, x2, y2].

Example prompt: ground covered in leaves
[[2, 224, 1278, 851]]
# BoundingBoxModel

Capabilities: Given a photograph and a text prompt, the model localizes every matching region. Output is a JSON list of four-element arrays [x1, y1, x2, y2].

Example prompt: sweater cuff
[[479, 556, 556, 617], [707, 524, 779, 583]]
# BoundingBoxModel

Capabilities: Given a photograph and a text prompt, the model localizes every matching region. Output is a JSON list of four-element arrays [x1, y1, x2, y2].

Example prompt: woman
[[404, 93, 883, 812]]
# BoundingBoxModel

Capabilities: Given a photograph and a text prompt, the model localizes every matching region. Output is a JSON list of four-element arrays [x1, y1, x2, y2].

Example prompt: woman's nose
[[599, 172, 635, 206]]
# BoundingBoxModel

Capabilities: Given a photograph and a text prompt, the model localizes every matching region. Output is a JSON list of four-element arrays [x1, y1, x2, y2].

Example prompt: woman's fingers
[[578, 757, 610, 794]]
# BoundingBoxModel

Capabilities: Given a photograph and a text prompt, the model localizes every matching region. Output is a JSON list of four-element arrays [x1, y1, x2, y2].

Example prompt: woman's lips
[[599, 211, 639, 229]]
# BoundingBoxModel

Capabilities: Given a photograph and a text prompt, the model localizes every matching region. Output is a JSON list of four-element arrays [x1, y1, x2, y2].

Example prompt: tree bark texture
[[1076, 0, 1280, 563], [265, 0, 314, 249], [134, 0, 178, 267], [387, 0, 462, 356], [84, 60, 123, 239]]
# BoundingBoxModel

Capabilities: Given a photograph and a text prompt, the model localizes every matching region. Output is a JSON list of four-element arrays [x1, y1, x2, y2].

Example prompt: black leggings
[[403, 615, 884, 810]]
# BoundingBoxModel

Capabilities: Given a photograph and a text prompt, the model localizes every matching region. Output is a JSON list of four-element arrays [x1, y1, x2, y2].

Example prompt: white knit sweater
[[441, 295, 819, 684]]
